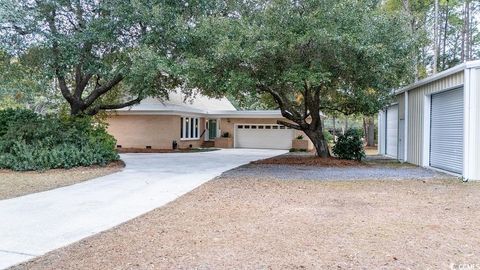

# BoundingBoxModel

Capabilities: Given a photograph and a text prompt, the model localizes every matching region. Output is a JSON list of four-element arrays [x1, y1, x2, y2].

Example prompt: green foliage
[[383, 0, 480, 75], [0, 50, 57, 111], [0, 108, 39, 137], [322, 130, 333, 144], [0, 1, 185, 115], [183, 0, 415, 116], [182, 0, 415, 157], [0, 109, 119, 171], [296, 135, 304, 140], [332, 128, 365, 161]]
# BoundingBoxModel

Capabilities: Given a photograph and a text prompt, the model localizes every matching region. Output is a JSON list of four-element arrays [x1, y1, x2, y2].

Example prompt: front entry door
[[208, 119, 217, 141]]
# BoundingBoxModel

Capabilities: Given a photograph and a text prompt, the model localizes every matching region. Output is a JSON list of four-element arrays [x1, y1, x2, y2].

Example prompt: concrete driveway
[[0, 149, 286, 269]]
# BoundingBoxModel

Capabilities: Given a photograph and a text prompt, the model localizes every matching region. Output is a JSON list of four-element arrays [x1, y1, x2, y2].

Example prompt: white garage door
[[430, 88, 464, 174], [386, 105, 398, 157], [235, 124, 294, 149]]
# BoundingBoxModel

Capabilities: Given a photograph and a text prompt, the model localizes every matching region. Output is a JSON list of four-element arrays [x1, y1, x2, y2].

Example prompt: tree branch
[[256, 83, 304, 120], [46, 7, 74, 104], [309, 85, 322, 129], [85, 97, 142, 116], [84, 74, 124, 106], [319, 105, 350, 115], [303, 80, 311, 120], [277, 120, 302, 130], [74, 72, 93, 99]]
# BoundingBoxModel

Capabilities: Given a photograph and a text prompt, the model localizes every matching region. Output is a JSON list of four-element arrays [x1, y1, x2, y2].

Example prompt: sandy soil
[[0, 161, 124, 200], [364, 146, 378, 156], [12, 175, 480, 270]]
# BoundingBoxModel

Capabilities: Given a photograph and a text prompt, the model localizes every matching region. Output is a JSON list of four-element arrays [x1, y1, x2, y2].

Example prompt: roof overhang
[[395, 60, 480, 95], [109, 109, 284, 118], [107, 110, 206, 117], [207, 110, 283, 118]]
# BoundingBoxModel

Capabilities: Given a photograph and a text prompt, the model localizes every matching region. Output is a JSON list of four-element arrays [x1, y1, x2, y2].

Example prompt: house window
[[181, 117, 200, 140]]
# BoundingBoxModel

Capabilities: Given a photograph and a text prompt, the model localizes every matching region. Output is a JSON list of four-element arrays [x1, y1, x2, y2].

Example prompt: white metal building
[[378, 60, 480, 180]]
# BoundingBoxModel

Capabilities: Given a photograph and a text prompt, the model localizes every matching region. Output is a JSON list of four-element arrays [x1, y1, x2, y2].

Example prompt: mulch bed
[[252, 155, 366, 167]]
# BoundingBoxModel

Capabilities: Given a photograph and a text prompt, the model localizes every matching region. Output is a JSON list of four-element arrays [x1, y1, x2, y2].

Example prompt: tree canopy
[[182, 0, 415, 156], [384, 0, 480, 78], [0, 0, 184, 115]]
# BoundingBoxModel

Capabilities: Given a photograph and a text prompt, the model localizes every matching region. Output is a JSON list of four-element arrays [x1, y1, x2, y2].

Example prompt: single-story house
[[106, 91, 313, 150], [378, 60, 480, 180]]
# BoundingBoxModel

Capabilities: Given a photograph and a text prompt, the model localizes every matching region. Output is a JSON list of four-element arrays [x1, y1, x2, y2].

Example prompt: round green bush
[[0, 109, 119, 171], [332, 128, 365, 161]]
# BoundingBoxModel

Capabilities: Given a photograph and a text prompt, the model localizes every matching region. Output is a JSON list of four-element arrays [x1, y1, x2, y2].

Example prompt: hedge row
[[0, 109, 119, 171]]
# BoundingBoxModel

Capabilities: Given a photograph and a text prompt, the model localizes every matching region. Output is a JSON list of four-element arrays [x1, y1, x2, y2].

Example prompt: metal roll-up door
[[386, 105, 398, 157], [430, 88, 464, 174]]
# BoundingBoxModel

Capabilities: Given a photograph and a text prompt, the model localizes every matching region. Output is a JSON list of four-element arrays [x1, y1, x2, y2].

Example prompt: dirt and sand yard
[[10, 157, 480, 270], [0, 161, 124, 200]]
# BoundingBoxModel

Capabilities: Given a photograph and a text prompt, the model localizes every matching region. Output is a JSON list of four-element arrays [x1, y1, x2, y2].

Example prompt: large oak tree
[[183, 0, 415, 157], [0, 0, 186, 115]]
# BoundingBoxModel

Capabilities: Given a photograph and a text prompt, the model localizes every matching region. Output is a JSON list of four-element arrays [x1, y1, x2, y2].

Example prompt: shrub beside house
[[0, 109, 119, 171]]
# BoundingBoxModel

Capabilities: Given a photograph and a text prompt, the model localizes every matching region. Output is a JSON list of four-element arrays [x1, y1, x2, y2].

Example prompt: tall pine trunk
[[441, 1, 449, 70], [433, 0, 439, 73]]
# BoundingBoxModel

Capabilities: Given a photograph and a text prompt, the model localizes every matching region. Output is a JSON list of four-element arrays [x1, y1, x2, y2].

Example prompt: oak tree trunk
[[304, 128, 330, 158], [332, 116, 337, 140], [367, 117, 375, 147]]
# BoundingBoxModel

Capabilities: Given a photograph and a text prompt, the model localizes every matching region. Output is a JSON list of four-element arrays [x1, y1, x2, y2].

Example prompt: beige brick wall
[[106, 115, 205, 149], [107, 115, 315, 150]]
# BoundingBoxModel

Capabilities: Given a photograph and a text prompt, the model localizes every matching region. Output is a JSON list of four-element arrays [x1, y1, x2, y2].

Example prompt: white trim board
[[395, 60, 480, 94], [422, 94, 431, 167]]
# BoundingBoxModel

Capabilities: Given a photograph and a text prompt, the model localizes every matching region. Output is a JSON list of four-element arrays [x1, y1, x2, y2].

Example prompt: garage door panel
[[430, 88, 464, 174], [235, 124, 294, 149], [386, 105, 398, 157]]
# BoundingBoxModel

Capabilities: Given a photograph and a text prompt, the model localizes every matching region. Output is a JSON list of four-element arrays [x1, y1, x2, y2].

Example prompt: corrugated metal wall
[[406, 71, 464, 165], [379, 93, 404, 158], [397, 93, 405, 119], [396, 93, 406, 161]]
